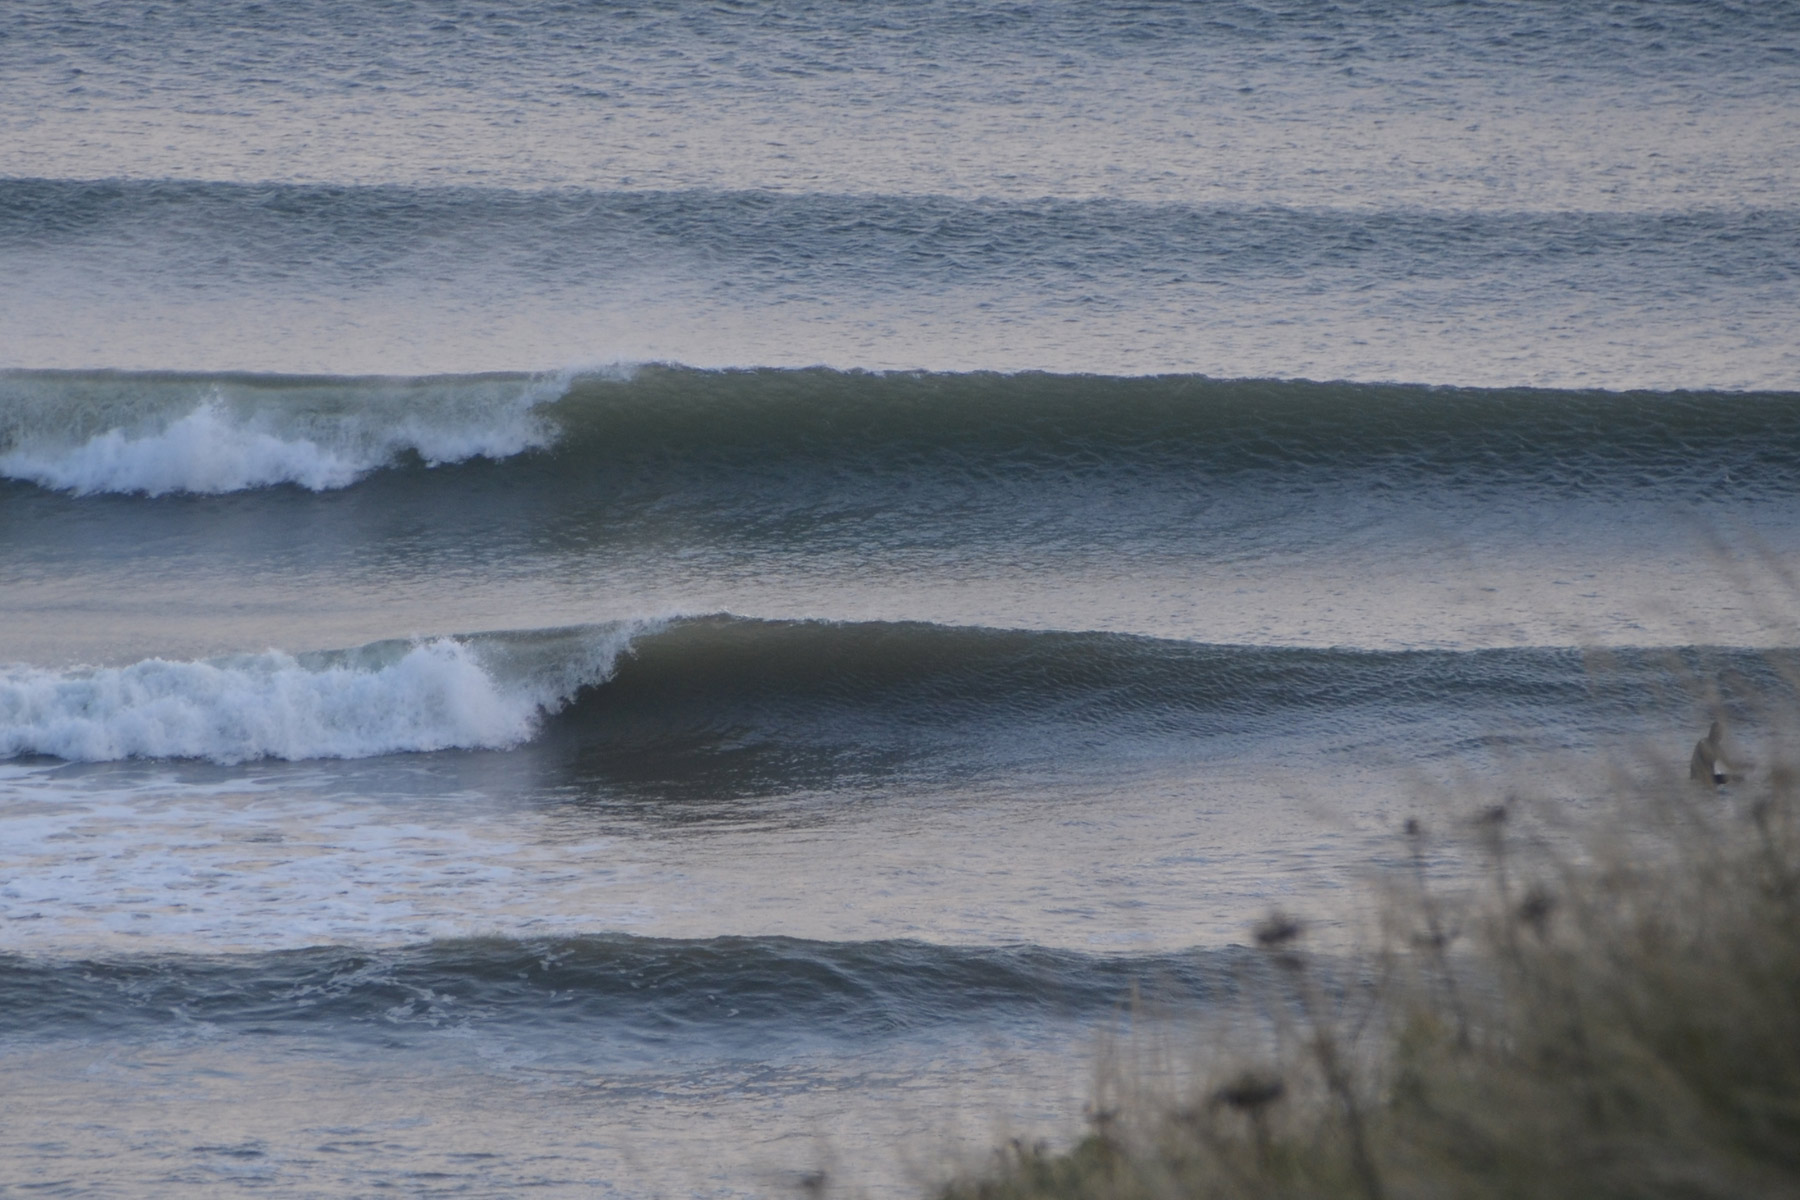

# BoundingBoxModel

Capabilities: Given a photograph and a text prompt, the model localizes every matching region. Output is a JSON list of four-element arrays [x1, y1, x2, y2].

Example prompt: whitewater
[[3, 1, 1800, 1196]]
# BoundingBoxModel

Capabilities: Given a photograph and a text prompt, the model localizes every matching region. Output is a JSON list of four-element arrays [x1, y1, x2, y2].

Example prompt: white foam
[[0, 381, 561, 496], [0, 401, 366, 494], [0, 637, 614, 763]]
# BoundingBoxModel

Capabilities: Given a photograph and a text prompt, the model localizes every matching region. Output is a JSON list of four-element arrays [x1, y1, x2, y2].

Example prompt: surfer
[[1690, 720, 1729, 785]]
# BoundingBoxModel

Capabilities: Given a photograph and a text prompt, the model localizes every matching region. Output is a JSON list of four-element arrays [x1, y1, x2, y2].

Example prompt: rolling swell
[[543, 367, 1800, 487], [543, 619, 1797, 798], [5, 366, 1799, 499], [8, 614, 1784, 773], [0, 935, 1233, 1051]]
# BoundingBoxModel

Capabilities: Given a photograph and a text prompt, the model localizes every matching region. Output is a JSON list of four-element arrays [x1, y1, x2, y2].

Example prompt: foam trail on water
[[0, 628, 640, 763], [0, 375, 571, 496]]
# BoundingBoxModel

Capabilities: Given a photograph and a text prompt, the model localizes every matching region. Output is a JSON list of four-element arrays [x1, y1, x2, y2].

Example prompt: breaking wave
[[5, 615, 1789, 769], [0, 370, 571, 495], [7, 365, 1800, 500], [0, 624, 645, 763]]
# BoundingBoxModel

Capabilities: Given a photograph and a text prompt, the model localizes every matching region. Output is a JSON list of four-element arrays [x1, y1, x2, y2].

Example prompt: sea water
[[3, 2, 1799, 1195]]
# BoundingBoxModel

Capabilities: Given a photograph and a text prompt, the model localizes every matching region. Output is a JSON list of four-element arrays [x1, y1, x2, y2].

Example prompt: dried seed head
[[1214, 1071, 1286, 1112], [1255, 912, 1304, 947], [1517, 887, 1555, 934]]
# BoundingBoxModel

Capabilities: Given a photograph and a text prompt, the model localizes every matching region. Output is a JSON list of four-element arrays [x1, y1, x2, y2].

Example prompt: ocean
[[3, 1, 1799, 1195]]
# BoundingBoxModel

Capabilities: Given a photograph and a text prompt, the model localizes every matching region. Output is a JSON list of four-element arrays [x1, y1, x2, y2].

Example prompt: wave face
[[0, 370, 567, 495], [6, 366, 1799, 499], [511, 620, 1800, 801], [532, 367, 1800, 494]]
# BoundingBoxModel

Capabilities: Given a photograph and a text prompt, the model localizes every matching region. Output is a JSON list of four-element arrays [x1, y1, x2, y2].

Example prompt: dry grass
[[935, 759, 1800, 1200]]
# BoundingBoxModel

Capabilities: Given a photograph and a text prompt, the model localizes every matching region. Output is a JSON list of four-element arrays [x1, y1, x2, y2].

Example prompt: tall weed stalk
[[937, 759, 1800, 1200]]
